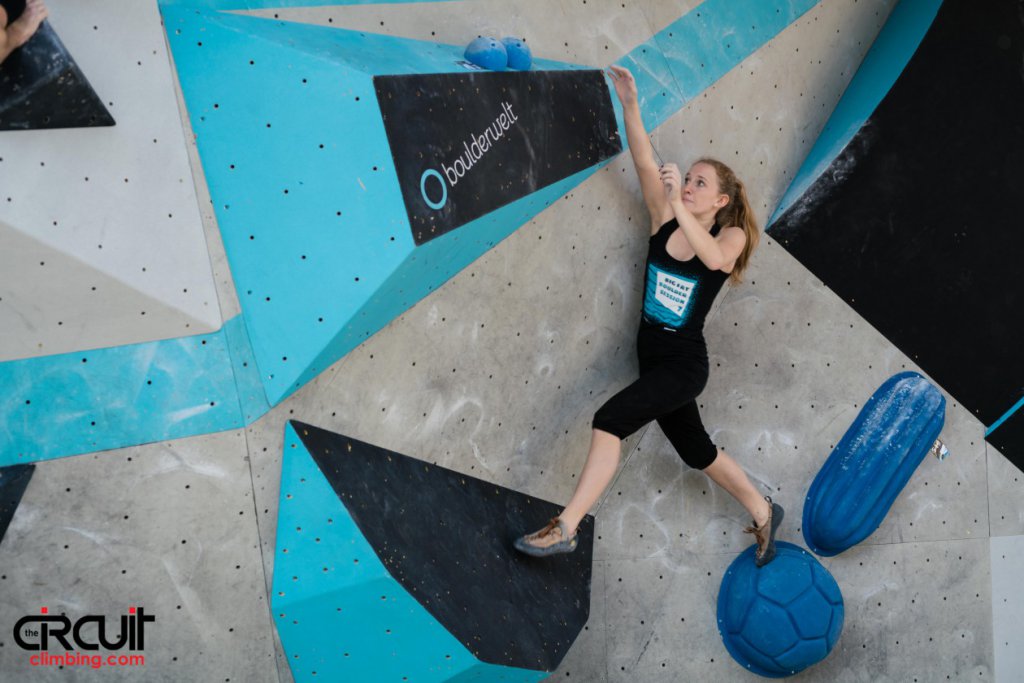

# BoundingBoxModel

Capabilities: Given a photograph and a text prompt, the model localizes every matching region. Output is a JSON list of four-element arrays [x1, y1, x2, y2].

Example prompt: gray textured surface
[[988, 445, 1024, 538], [0, 0, 222, 362], [0, 0, 1016, 681], [815, 539, 993, 683], [0, 431, 277, 681], [603, 554, 730, 681], [992, 535, 1024, 683]]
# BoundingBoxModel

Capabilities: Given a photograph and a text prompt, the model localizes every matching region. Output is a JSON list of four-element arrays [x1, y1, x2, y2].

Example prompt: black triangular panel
[[769, 0, 1024, 433], [0, 464, 35, 546], [0, 23, 115, 131], [291, 420, 593, 672]]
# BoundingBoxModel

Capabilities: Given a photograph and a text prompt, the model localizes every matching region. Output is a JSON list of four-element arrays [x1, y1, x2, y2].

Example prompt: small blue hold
[[465, 37, 507, 71], [501, 36, 532, 70]]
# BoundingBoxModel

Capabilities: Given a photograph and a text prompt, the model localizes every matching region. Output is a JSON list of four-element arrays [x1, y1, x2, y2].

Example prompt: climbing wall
[[0, 431, 278, 680], [161, 5, 624, 406], [0, 0, 221, 362], [769, 0, 1024, 469], [240, 1, 1006, 681], [273, 422, 594, 681], [0, 22, 114, 131], [1, 0, 1020, 681]]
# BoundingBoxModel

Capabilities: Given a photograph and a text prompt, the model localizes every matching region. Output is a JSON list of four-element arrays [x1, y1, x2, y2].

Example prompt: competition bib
[[643, 264, 697, 328]]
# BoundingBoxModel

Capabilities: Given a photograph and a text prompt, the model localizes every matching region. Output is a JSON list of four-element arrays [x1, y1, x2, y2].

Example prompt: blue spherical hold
[[501, 36, 532, 70], [717, 542, 844, 678], [465, 37, 507, 71]]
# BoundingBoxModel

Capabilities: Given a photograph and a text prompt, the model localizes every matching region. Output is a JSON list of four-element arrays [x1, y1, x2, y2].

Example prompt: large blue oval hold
[[803, 372, 945, 556]]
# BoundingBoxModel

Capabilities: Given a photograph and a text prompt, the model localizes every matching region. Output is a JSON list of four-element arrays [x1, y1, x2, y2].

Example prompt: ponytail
[[696, 158, 759, 284]]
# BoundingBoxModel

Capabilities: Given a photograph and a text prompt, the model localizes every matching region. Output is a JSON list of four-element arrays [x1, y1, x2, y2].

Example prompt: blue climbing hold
[[718, 542, 844, 678], [803, 371, 946, 556], [502, 37, 532, 70], [465, 36, 507, 71]]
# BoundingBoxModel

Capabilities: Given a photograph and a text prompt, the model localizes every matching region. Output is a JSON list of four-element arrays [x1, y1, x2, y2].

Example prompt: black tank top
[[640, 218, 729, 339]]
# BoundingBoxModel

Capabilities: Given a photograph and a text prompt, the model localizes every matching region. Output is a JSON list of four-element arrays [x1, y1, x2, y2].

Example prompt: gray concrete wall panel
[[552, 559, 608, 681], [0, 430, 277, 681], [0, 0, 221, 362], [991, 534, 1024, 683], [988, 445, 1024, 538], [816, 539, 993, 682], [172, 85, 242, 322], [604, 554, 729, 681], [702, 240, 990, 551], [600, 539, 993, 682], [0, 224, 219, 360]]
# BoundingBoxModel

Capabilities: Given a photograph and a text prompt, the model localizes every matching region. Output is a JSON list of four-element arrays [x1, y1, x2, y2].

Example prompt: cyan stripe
[[223, 314, 273, 424], [0, 319, 264, 466], [769, 0, 944, 225], [986, 395, 1024, 437], [620, 0, 819, 131]]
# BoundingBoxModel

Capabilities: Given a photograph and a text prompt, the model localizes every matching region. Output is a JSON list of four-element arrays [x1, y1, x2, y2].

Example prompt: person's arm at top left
[[660, 163, 746, 272], [0, 0, 49, 66]]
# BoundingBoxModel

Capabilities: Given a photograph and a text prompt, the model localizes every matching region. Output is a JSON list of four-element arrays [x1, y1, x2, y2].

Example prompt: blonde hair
[[696, 157, 759, 284]]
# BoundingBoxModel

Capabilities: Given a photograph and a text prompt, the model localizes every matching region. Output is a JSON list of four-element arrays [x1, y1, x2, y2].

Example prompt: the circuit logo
[[14, 606, 155, 652]]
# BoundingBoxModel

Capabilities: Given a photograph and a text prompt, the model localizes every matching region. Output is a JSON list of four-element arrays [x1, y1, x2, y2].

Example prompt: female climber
[[1, 0, 48, 66], [514, 65, 782, 567]]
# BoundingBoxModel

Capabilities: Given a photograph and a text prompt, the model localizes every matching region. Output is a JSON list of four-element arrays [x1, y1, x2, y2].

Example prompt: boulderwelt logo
[[13, 606, 154, 670], [375, 70, 621, 245], [419, 101, 520, 211]]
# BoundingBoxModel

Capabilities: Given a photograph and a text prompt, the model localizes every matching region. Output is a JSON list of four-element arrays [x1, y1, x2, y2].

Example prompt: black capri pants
[[593, 326, 718, 470]]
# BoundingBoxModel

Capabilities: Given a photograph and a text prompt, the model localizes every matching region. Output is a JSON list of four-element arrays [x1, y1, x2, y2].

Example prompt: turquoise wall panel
[[299, 163, 605, 391], [224, 314, 273, 424], [164, 7, 415, 405], [618, 38, 686, 132], [0, 327, 246, 466], [621, 0, 819, 130], [163, 6, 609, 404]]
